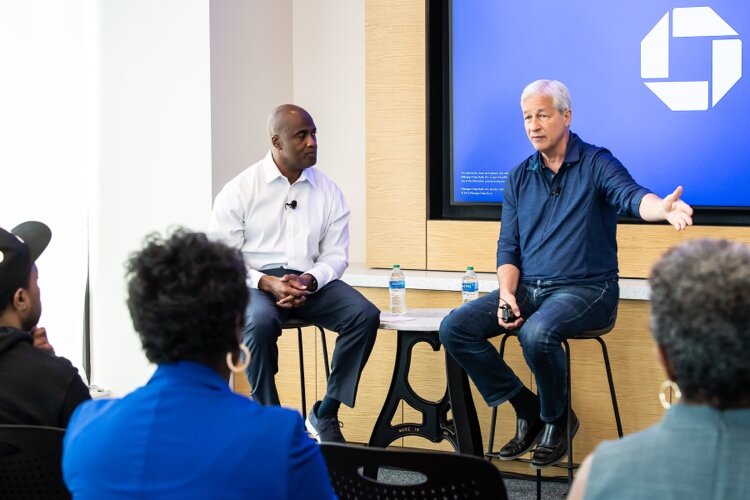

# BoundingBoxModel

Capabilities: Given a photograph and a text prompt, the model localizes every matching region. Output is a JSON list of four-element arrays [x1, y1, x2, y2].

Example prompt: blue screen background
[[452, 0, 749, 207]]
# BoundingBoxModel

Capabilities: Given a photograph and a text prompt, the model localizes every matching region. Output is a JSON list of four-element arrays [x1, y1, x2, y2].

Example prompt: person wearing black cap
[[0, 221, 90, 427]]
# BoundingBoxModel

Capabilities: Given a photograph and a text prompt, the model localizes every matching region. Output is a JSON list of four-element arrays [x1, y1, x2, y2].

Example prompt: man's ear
[[271, 134, 281, 150], [11, 288, 28, 312]]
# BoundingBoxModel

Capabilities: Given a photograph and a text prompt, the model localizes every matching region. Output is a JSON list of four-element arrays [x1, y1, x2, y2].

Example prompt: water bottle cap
[[466, 266, 474, 270], [393, 264, 400, 268]]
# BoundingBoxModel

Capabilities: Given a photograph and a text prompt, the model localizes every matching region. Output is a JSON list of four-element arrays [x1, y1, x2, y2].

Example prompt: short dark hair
[[649, 238, 750, 408], [125, 229, 249, 364]]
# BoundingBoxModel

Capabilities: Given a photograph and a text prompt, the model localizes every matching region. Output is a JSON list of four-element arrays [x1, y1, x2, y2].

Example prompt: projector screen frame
[[427, 0, 750, 226]]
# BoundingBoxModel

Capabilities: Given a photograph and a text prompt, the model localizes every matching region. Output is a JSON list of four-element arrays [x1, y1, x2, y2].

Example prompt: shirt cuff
[[631, 189, 653, 218], [304, 264, 338, 292], [248, 269, 265, 289], [496, 251, 521, 269]]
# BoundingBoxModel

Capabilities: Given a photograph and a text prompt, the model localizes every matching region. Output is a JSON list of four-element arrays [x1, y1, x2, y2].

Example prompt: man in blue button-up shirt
[[440, 80, 693, 468]]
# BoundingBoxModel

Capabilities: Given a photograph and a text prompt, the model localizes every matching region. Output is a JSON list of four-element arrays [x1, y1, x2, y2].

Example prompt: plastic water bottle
[[389, 264, 407, 315], [461, 266, 479, 304]]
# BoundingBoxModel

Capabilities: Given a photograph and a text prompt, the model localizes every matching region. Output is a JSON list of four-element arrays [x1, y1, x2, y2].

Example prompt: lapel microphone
[[285, 200, 297, 209]]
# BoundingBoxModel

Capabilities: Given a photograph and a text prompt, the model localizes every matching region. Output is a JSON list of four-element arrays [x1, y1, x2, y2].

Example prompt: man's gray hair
[[521, 80, 572, 114], [649, 238, 750, 408]]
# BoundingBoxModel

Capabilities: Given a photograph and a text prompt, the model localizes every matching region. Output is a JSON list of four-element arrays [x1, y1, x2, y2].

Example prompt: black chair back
[[0, 424, 70, 499], [320, 443, 508, 499]]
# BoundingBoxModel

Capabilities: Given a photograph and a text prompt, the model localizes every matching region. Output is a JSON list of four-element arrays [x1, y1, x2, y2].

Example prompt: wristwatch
[[305, 274, 318, 292]]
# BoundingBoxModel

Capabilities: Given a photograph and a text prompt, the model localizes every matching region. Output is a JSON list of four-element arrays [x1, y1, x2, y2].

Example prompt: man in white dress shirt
[[209, 104, 380, 443]]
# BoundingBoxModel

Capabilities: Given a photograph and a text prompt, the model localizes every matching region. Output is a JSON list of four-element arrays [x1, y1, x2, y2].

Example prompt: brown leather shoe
[[498, 416, 544, 460]]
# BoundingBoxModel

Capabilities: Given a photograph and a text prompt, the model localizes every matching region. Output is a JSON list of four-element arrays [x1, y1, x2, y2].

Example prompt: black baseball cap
[[0, 221, 52, 307]]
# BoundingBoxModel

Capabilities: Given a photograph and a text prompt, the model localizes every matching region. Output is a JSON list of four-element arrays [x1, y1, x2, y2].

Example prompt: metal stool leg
[[536, 469, 541, 499], [318, 326, 330, 380], [486, 333, 512, 458], [283, 321, 329, 416], [596, 337, 623, 437], [297, 327, 306, 417], [485, 322, 621, 497], [563, 339, 574, 485], [487, 406, 499, 459]]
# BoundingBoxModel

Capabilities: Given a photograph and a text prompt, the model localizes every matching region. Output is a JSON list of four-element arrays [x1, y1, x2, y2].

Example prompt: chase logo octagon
[[641, 7, 742, 111]]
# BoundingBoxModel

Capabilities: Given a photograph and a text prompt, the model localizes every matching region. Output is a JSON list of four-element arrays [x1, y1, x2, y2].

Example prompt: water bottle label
[[462, 282, 478, 292], [389, 279, 405, 289]]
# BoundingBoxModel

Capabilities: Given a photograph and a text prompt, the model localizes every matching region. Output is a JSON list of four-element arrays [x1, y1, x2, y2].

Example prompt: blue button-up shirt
[[497, 132, 650, 285]]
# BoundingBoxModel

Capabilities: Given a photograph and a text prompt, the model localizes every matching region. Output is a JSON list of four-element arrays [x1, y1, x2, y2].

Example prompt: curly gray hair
[[649, 238, 750, 408]]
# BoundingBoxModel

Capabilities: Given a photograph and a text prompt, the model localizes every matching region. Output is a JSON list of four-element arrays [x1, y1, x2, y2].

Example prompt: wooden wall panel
[[617, 224, 750, 277], [365, 0, 426, 269], [428, 220, 750, 277], [567, 301, 665, 453], [427, 220, 499, 272]]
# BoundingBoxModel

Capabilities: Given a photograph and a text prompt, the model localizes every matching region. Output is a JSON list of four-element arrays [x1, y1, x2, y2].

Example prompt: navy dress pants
[[243, 269, 380, 408]]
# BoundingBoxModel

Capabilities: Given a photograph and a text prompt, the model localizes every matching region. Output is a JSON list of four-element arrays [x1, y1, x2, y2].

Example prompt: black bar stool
[[282, 319, 331, 417], [485, 315, 623, 498]]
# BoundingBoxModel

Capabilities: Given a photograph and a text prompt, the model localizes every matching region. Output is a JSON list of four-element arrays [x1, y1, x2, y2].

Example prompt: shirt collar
[[527, 131, 583, 171], [261, 150, 317, 187]]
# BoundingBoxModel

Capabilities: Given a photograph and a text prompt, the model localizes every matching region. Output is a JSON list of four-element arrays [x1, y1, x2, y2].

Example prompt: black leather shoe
[[531, 411, 579, 468], [498, 416, 544, 460]]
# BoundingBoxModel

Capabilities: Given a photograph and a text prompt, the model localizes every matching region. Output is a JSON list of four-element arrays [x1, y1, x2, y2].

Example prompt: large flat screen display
[[449, 0, 749, 218]]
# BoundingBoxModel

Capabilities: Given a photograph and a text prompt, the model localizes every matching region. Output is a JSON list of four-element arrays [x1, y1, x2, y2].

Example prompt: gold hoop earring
[[658, 379, 681, 409], [226, 344, 251, 373]]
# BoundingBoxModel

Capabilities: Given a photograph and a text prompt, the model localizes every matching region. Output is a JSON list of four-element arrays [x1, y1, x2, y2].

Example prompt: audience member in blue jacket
[[569, 238, 750, 499], [62, 230, 335, 499], [440, 79, 694, 468]]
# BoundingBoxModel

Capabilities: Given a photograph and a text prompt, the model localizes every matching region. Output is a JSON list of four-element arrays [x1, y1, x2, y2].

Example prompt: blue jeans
[[439, 280, 618, 422]]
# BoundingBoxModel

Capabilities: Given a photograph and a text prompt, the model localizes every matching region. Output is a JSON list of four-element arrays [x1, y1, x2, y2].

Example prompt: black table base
[[367, 329, 483, 456]]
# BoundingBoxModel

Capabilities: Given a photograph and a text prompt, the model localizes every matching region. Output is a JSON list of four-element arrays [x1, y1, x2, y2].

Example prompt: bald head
[[267, 104, 312, 139], [266, 104, 318, 181]]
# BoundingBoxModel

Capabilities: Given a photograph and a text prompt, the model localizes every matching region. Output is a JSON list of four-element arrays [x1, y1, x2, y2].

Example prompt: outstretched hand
[[662, 186, 693, 231]]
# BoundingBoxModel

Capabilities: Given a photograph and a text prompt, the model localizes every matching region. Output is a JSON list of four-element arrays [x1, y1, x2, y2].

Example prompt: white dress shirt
[[209, 151, 350, 290]]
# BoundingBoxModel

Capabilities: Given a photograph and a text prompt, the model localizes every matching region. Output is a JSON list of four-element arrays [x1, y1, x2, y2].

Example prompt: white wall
[[209, 0, 293, 197], [91, 0, 213, 395], [293, 0, 366, 263], [0, 0, 95, 375]]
